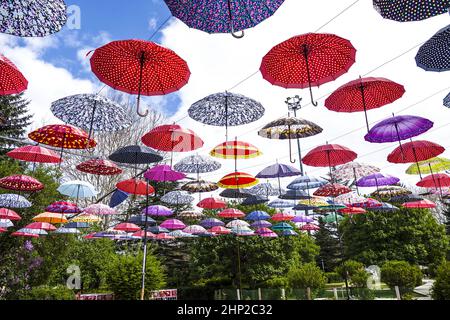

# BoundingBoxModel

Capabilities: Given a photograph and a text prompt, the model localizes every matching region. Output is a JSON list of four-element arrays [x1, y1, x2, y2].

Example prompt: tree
[[314, 217, 342, 272], [381, 260, 422, 298], [431, 261, 450, 300], [287, 263, 326, 298], [335, 260, 368, 288], [106, 251, 166, 300], [340, 208, 448, 267], [0, 93, 32, 153]]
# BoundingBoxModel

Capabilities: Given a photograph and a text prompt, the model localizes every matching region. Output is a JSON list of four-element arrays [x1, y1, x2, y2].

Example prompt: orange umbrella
[[33, 212, 68, 224]]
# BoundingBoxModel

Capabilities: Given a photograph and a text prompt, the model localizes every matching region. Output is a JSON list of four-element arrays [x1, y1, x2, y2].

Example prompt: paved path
[[414, 279, 434, 297]]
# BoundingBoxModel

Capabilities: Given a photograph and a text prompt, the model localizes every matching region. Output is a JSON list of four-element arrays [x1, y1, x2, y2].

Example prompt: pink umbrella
[[0, 208, 21, 221], [218, 208, 246, 219], [272, 212, 295, 222], [300, 223, 320, 231], [132, 230, 156, 239], [11, 231, 39, 238], [0, 227, 7, 233], [25, 222, 56, 231], [183, 225, 207, 234], [156, 233, 175, 240], [160, 219, 186, 230], [144, 165, 186, 182], [114, 223, 141, 232], [351, 198, 382, 208], [260, 231, 278, 238], [255, 227, 273, 235], [83, 204, 117, 215], [209, 226, 231, 234]]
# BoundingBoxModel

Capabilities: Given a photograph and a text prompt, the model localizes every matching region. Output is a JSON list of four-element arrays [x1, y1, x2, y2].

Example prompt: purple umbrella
[[160, 219, 186, 230], [292, 215, 314, 223], [200, 218, 224, 228], [255, 227, 274, 235], [142, 205, 174, 217], [356, 173, 400, 189], [256, 163, 302, 194], [144, 165, 186, 182], [250, 220, 272, 229]]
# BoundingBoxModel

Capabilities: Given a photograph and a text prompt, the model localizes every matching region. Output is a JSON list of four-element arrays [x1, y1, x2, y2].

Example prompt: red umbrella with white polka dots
[[89, 39, 190, 117], [260, 33, 356, 106], [0, 54, 28, 95]]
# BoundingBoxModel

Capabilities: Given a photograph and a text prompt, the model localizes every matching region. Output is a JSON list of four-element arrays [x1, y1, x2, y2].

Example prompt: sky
[[2, 0, 450, 197]]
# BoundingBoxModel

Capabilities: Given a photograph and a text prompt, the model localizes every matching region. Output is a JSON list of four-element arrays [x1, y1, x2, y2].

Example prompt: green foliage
[[340, 208, 448, 267], [431, 261, 450, 300], [106, 251, 166, 300], [22, 285, 75, 300], [381, 260, 422, 297], [315, 217, 342, 271], [335, 260, 368, 288], [325, 272, 343, 283], [264, 276, 289, 289], [287, 263, 326, 290]]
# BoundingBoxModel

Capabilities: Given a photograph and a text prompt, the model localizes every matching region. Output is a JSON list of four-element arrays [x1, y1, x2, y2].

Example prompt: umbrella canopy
[[323, 213, 344, 224], [226, 220, 250, 228], [272, 222, 293, 231], [302, 144, 357, 168], [109, 189, 129, 208], [335, 192, 367, 205], [260, 33, 356, 105], [142, 124, 203, 153], [351, 198, 382, 209], [46, 201, 80, 214], [51, 94, 132, 136], [128, 215, 156, 226], [251, 220, 272, 229], [181, 180, 218, 193], [417, 174, 450, 189], [403, 199, 436, 209], [209, 226, 231, 235], [365, 115, 433, 143], [11, 230, 41, 238], [144, 165, 186, 182], [200, 218, 225, 228], [183, 225, 207, 235], [390, 194, 423, 203], [406, 157, 450, 175], [0, 219, 14, 228], [368, 202, 399, 212], [281, 229, 298, 236], [218, 208, 246, 219], [255, 227, 274, 235], [0, 208, 21, 221], [231, 226, 255, 236], [0, 228, 7, 233], [189, 92, 265, 140], [161, 191, 194, 205], [197, 197, 227, 210], [0, 194, 32, 208], [373, 0, 450, 22], [272, 212, 294, 222], [299, 197, 329, 207], [90, 39, 190, 116], [371, 186, 411, 198], [177, 211, 204, 220], [246, 211, 271, 221], [292, 204, 318, 211], [219, 189, 251, 199], [287, 175, 327, 190], [155, 233, 175, 241], [84, 204, 117, 216], [7, 145, 61, 164], [26, 222, 56, 231], [163, 0, 285, 36], [0, 0, 67, 37], [241, 195, 269, 206], [210, 140, 261, 160], [256, 163, 301, 179], [217, 172, 259, 189], [58, 180, 98, 198], [0, 54, 28, 95], [33, 212, 68, 224], [416, 24, 450, 72], [314, 183, 352, 197], [71, 214, 102, 223], [0, 175, 44, 192], [268, 199, 293, 209], [292, 215, 314, 223], [333, 162, 380, 181], [54, 227, 81, 235], [132, 230, 156, 239], [142, 205, 174, 217], [147, 226, 170, 234], [387, 140, 445, 164], [116, 179, 155, 196], [168, 230, 196, 238], [356, 173, 400, 188], [300, 223, 320, 231], [114, 223, 141, 233], [279, 190, 311, 200], [248, 183, 283, 197], [28, 124, 96, 149], [325, 77, 405, 132], [76, 159, 123, 176], [64, 222, 91, 229], [160, 219, 187, 230], [174, 154, 221, 174], [108, 145, 163, 164]]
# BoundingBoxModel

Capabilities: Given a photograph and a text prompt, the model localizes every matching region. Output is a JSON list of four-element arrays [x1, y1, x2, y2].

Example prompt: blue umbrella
[[248, 182, 283, 197], [146, 226, 169, 234], [279, 190, 311, 200], [20, 228, 48, 235], [293, 204, 318, 211], [109, 189, 129, 208], [256, 163, 301, 194], [268, 199, 293, 208], [444, 92, 450, 108], [57, 180, 97, 202], [416, 24, 450, 72], [128, 215, 157, 226], [108, 145, 163, 165], [250, 220, 272, 229], [287, 175, 327, 190], [0, 194, 32, 208], [281, 229, 298, 236], [241, 195, 269, 206], [373, 0, 450, 22], [246, 211, 271, 221], [54, 227, 80, 234], [200, 218, 224, 228], [161, 191, 194, 205], [64, 222, 90, 229]]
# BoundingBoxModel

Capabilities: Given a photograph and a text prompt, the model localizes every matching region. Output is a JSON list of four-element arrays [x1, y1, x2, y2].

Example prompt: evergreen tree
[[0, 93, 32, 153], [314, 217, 342, 272]]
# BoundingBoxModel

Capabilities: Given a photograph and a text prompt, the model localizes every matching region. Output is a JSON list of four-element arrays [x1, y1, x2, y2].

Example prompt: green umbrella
[[323, 213, 344, 223], [406, 157, 450, 175]]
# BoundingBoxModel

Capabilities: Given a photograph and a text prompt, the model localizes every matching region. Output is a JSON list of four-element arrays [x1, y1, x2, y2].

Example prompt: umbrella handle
[[231, 29, 244, 39], [308, 86, 318, 107], [288, 137, 296, 163], [136, 97, 149, 117]]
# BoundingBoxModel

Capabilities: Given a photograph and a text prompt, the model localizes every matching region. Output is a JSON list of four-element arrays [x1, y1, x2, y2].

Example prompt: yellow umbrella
[[217, 172, 259, 189], [298, 197, 329, 207], [33, 212, 68, 224], [406, 157, 450, 175], [71, 213, 101, 223], [211, 139, 261, 172]]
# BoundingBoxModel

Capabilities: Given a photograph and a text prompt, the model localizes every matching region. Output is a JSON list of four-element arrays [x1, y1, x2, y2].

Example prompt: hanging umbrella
[[0, 0, 67, 37], [174, 154, 221, 174], [84, 204, 117, 216], [218, 172, 259, 189], [318, 200, 347, 211], [51, 94, 132, 140], [128, 215, 156, 226], [219, 189, 252, 199], [314, 183, 352, 197], [334, 192, 367, 205], [109, 190, 129, 208], [226, 220, 250, 228], [251, 220, 272, 229], [371, 186, 411, 198], [373, 0, 450, 22], [272, 222, 293, 231], [11, 230, 40, 238], [189, 92, 265, 141], [109, 145, 163, 165], [114, 223, 141, 233], [200, 218, 225, 228], [168, 230, 196, 238], [260, 33, 356, 105], [256, 163, 301, 193], [54, 227, 81, 235], [33, 212, 68, 224], [416, 24, 450, 72], [71, 214, 102, 223], [241, 195, 269, 206], [351, 198, 382, 209], [90, 39, 190, 116], [163, 0, 286, 37], [246, 211, 271, 221], [155, 233, 175, 240], [231, 226, 255, 236], [0, 175, 44, 192], [255, 227, 274, 235], [197, 197, 227, 210], [368, 203, 399, 212], [142, 205, 174, 217], [300, 223, 320, 231], [292, 204, 318, 211], [292, 215, 314, 223], [281, 229, 298, 236], [387, 141, 445, 167], [0, 208, 21, 221], [0, 194, 31, 208], [287, 175, 327, 190], [406, 157, 450, 175], [258, 116, 323, 164], [0, 54, 27, 95], [76, 159, 123, 176], [299, 197, 329, 207], [356, 173, 400, 188], [132, 230, 156, 239], [64, 222, 91, 229], [144, 165, 186, 182], [325, 77, 405, 132], [279, 190, 311, 200], [211, 140, 261, 160], [161, 191, 194, 206], [334, 162, 380, 182], [403, 199, 436, 209], [268, 199, 293, 209], [209, 226, 231, 235], [25, 222, 56, 231], [390, 194, 423, 203], [58, 180, 98, 200], [46, 201, 80, 214], [272, 212, 294, 222], [218, 208, 246, 219], [178, 211, 204, 220], [160, 219, 186, 230], [183, 225, 207, 235], [116, 179, 155, 196], [147, 226, 170, 234], [7, 145, 61, 164], [0, 219, 14, 228], [0, 228, 7, 233], [323, 213, 344, 224], [248, 183, 283, 197], [181, 180, 218, 193], [417, 173, 450, 197]]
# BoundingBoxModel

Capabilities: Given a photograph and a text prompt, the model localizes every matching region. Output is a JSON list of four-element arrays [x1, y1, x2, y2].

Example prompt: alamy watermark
[[66, 5, 82, 30], [66, 264, 81, 290]]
